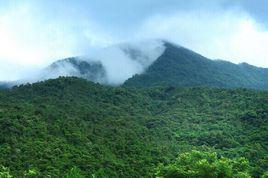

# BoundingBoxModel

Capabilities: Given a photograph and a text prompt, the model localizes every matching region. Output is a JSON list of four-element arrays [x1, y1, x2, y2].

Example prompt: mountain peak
[[123, 42, 268, 90], [1, 40, 268, 90]]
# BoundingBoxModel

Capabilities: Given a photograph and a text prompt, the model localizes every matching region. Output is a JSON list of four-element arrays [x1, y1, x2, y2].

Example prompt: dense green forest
[[0, 77, 267, 177], [124, 42, 268, 90]]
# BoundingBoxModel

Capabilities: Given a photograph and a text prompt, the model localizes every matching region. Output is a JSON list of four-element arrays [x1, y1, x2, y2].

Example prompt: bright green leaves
[[0, 166, 12, 178], [23, 168, 39, 178], [64, 167, 85, 178], [155, 151, 251, 178]]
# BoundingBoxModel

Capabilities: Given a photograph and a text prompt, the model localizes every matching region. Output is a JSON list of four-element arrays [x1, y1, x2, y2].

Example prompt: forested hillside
[[124, 42, 268, 90], [0, 77, 267, 177]]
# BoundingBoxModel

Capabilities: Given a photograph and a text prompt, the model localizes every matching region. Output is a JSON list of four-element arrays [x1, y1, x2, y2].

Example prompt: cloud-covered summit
[[1, 0, 268, 81], [10, 40, 166, 86]]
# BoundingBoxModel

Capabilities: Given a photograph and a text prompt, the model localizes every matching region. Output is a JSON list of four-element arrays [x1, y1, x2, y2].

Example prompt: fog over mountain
[[1, 40, 268, 91], [1, 0, 268, 82], [1, 40, 165, 86]]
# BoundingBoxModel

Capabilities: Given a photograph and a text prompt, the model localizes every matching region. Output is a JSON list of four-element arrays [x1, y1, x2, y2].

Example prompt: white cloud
[[0, 1, 120, 81], [7, 40, 165, 85], [0, 1, 116, 70], [136, 9, 268, 67], [88, 40, 165, 85], [1, 1, 268, 82]]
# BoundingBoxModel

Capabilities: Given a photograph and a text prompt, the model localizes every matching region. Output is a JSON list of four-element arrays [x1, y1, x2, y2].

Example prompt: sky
[[0, 0, 268, 80]]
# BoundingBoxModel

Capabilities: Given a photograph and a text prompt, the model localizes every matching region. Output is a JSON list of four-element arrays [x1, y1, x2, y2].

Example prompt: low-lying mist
[[88, 40, 166, 85], [10, 40, 166, 86]]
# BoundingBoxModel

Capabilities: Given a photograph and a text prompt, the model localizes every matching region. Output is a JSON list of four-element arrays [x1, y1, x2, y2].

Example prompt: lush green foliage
[[262, 171, 268, 178], [0, 77, 267, 177], [0, 166, 12, 178], [64, 167, 86, 178], [155, 150, 251, 178], [124, 42, 268, 90]]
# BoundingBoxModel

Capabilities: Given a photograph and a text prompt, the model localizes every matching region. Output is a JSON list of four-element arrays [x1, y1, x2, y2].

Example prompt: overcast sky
[[0, 0, 268, 80]]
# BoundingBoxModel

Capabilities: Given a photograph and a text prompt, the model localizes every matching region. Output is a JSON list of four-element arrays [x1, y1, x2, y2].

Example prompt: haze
[[0, 0, 268, 81]]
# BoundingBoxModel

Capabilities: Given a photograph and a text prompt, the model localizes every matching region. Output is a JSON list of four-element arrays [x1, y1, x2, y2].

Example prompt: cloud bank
[[89, 40, 166, 85], [1, 0, 268, 81], [137, 9, 268, 68], [21, 40, 165, 86]]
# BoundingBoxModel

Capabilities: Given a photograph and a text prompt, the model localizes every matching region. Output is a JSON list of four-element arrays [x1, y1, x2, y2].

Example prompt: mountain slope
[[42, 57, 107, 83], [1, 40, 268, 90], [0, 40, 165, 88], [44, 40, 165, 86], [123, 42, 268, 90], [0, 77, 267, 177], [0, 81, 15, 89], [0, 58, 107, 88]]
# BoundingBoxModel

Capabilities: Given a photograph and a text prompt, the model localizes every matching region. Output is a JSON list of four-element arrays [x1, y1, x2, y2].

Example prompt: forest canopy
[[0, 77, 267, 177]]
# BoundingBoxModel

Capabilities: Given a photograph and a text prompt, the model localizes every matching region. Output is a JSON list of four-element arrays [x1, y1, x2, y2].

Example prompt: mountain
[[0, 40, 165, 88], [0, 81, 15, 89], [0, 57, 108, 89], [0, 77, 267, 177], [0, 58, 106, 88], [44, 40, 165, 86], [1, 40, 268, 90], [42, 57, 108, 83], [123, 42, 268, 90]]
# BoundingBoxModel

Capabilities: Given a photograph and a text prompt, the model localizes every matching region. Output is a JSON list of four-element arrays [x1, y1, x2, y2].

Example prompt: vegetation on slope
[[124, 42, 268, 90], [155, 150, 252, 178], [48, 57, 107, 84], [0, 77, 267, 177]]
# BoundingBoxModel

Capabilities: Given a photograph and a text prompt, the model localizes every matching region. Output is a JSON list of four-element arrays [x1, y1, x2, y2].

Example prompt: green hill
[[0, 77, 267, 177], [124, 42, 268, 90]]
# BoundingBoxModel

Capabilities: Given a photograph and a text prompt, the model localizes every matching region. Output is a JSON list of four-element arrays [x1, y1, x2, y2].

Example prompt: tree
[[64, 167, 85, 178], [24, 168, 39, 178], [155, 150, 251, 178], [0, 166, 12, 178], [262, 171, 268, 178]]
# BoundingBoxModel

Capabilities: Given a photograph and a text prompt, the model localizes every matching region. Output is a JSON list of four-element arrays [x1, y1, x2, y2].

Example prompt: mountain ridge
[[123, 41, 268, 90], [1, 40, 268, 90]]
